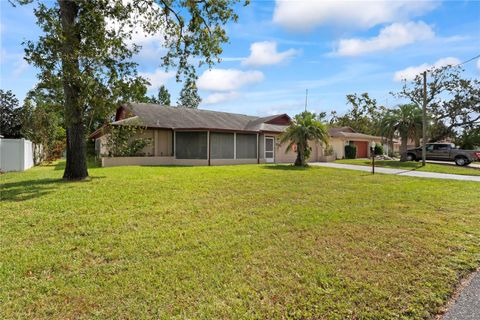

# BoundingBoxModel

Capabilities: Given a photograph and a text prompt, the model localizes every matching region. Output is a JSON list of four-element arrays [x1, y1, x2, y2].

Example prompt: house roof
[[111, 103, 291, 133], [328, 126, 383, 140]]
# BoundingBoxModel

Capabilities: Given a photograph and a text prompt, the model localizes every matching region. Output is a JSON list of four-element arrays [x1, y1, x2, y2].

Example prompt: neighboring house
[[91, 103, 384, 167], [327, 127, 383, 159]]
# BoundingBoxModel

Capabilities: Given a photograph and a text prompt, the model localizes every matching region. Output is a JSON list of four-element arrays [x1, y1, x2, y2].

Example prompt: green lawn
[[336, 159, 480, 176], [1, 162, 479, 319]]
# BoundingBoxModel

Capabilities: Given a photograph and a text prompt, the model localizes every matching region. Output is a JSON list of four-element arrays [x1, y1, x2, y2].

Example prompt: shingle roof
[[112, 103, 290, 133], [328, 126, 383, 140]]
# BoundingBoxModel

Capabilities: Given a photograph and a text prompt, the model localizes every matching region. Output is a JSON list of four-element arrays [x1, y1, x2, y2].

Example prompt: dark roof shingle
[[113, 103, 290, 133]]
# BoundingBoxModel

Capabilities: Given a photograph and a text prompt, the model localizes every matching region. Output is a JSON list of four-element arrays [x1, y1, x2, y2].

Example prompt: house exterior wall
[[329, 137, 383, 159], [330, 138, 346, 159], [155, 129, 173, 156]]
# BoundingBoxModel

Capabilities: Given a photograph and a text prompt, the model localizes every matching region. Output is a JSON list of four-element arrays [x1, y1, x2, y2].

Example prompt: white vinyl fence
[[0, 138, 42, 172]]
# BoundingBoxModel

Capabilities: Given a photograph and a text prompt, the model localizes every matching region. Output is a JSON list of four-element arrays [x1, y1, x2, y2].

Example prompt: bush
[[345, 145, 357, 159], [324, 145, 334, 156], [374, 144, 384, 155], [103, 124, 152, 157]]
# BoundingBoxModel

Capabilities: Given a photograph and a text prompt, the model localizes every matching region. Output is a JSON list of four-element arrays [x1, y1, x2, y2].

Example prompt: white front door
[[265, 137, 275, 163]]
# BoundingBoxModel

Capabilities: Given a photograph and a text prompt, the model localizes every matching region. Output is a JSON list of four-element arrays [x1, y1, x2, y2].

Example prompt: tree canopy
[[0, 90, 23, 138], [380, 104, 423, 161], [177, 78, 201, 108], [395, 65, 480, 134], [329, 93, 385, 135], [16, 0, 245, 180], [146, 85, 172, 105]]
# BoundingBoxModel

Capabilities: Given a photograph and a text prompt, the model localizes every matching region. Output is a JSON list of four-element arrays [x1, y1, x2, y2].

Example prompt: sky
[[1, 0, 480, 118]]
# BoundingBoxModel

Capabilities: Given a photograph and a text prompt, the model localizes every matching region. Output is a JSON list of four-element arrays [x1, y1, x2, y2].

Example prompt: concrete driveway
[[310, 162, 480, 182]]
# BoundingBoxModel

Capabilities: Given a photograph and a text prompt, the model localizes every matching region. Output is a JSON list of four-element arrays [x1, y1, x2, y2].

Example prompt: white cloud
[[139, 68, 175, 88], [12, 59, 30, 78], [197, 69, 264, 91], [477, 58, 480, 71], [242, 41, 299, 67], [273, 0, 438, 32], [203, 91, 241, 104], [393, 57, 461, 81], [106, 1, 164, 61], [335, 21, 434, 56]]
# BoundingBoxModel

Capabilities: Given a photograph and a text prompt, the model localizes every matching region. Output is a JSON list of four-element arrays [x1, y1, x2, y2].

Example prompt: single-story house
[[328, 127, 384, 159], [92, 103, 384, 167]]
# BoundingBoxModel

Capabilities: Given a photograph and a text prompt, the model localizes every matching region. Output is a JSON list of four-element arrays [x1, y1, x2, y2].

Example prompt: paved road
[[443, 272, 480, 320], [310, 162, 480, 182]]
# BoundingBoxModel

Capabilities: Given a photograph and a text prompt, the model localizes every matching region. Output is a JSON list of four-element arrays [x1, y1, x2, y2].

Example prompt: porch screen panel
[[236, 133, 257, 159], [211, 132, 234, 159], [175, 131, 207, 159]]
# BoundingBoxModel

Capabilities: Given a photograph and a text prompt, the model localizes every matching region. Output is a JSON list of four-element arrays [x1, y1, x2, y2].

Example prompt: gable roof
[[111, 103, 291, 133], [328, 126, 382, 140]]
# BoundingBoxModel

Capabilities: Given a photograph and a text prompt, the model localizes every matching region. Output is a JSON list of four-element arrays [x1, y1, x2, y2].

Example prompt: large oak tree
[[16, 0, 245, 180]]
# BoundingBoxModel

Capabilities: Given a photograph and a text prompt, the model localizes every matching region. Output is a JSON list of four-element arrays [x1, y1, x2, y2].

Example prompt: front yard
[[336, 159, 480, 176], [1, 162, 479, 319]]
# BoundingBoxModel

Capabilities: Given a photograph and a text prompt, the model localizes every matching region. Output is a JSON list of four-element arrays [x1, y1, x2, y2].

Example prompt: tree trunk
[[59, 0, 88, 180], [294, 144, 305, 166], [400, 135, 408, 162]]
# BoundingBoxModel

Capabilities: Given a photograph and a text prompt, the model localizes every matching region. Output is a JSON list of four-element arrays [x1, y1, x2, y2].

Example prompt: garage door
[[353, 141, 368, 158]]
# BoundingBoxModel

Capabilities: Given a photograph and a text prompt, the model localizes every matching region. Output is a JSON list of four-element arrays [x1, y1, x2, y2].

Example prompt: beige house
[[92, 103, 384, 167], [328, 127, 384, 159]]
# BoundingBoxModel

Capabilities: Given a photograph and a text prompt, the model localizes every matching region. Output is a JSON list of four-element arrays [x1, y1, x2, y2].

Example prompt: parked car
[[406, 143, 480, 166]]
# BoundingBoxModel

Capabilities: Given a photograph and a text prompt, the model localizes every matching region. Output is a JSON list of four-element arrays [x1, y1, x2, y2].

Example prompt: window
[[236, 133, 257, 159], [175, 131, 207, 159], [434, 144, 450, 151], [211, 132, 234, 159]]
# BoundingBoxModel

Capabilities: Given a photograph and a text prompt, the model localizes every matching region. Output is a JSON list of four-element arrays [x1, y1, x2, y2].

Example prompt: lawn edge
[[435, 266, 480, 319]]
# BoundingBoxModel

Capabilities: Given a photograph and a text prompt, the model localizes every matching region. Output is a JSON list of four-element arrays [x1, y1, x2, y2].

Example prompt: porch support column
[[207, 130, 211, 166], [173, 130, 176, 159], [154, 130, 159, 156], [233, 132, 237, 160], [257, 133, 259, 164]]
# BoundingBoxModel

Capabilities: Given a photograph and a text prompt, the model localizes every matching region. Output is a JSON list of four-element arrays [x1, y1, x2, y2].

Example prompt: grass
[[335, 159, 480, 176], [1, 162, 480, 319]]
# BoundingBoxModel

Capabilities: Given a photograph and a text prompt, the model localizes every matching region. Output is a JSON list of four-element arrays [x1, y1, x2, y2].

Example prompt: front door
[[265, 137, 275, 163], [353, 141, 368, 158]]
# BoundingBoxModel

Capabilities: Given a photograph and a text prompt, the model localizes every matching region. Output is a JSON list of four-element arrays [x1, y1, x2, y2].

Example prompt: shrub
[[103, 123, 152, 157], [345, 145, 357, 159], [374, 144, 384, 156], [324, 145, 334, 156]]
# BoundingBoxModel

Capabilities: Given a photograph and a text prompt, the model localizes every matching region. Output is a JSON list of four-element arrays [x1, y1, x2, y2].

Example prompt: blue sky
[[1, 0, 479, 118]]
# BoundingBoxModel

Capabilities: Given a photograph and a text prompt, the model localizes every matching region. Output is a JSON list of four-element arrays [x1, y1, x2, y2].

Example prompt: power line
[[455, 53, 480, 67]]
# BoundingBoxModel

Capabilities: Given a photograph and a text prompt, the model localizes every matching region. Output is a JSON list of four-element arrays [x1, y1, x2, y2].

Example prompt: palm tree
[[280, 111, 329, 166], [380, 104, 423, 162]]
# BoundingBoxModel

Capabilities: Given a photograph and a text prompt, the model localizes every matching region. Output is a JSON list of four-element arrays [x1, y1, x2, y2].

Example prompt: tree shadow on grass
[[1, 176, 105, 202]]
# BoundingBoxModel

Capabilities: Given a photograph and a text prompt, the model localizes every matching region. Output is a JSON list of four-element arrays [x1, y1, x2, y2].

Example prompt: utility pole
[[304, 89, 308, 112], [422, 71, 427, 166]]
